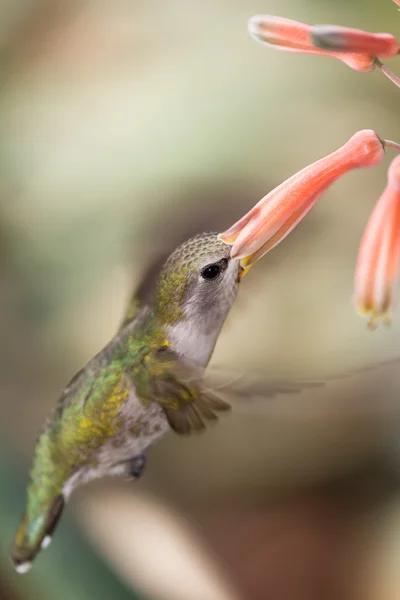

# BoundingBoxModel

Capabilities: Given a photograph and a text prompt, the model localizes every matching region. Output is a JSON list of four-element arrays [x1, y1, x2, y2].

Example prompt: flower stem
[[375, 57, 400, 89], [383, 139, 400, 153]]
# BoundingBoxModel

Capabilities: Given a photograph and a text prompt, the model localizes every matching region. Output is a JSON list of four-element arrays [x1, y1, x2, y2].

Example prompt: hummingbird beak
[[239, 254, 261, 276], [234, 241, 271, 278], [236, 254, 258, 278], [237, 261, 250, 279]]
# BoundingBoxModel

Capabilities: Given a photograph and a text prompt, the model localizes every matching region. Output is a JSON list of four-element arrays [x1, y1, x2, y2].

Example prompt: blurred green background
[[2, 1, 400, 599]]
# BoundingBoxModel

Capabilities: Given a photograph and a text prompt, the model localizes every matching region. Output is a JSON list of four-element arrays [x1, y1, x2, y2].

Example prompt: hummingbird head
[[154, 232, 243, 366]]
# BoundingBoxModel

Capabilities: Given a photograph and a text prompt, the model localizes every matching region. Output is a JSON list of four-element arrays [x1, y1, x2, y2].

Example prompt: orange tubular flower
[[247, 15, 375, 72], [310, 25, 399, 59], [219, 130, 386, 270], [354, 155, 400, 329], [310, 25, 400, 89]]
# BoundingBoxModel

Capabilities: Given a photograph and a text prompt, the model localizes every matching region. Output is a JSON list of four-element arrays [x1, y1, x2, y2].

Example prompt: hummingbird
[[10, 231, 263, 574], [12, 223, 397, 575]]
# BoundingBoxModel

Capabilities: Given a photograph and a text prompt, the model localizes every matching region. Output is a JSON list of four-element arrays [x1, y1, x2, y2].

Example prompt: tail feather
[[10, 495, 65, 573]]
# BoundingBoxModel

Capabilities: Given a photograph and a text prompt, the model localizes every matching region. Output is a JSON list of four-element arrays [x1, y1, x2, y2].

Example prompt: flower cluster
[[219, 9, 400, 329]]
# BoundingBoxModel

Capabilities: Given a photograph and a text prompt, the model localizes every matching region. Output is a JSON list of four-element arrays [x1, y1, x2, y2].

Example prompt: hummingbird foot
[[125, 454, 146, 481]]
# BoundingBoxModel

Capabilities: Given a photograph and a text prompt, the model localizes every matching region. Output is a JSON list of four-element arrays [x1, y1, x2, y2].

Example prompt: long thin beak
[[238, 246, 271, 273], [227, 233, 289, 275], [237, 261, 252, 278]]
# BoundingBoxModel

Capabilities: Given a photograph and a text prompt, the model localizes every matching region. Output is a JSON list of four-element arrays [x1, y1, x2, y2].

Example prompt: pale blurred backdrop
[[2, 1, 400, 599]]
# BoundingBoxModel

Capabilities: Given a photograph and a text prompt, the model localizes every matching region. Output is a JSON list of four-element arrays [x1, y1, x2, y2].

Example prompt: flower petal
[[354, 155, 400, 328], [247, 15, 375, 72]]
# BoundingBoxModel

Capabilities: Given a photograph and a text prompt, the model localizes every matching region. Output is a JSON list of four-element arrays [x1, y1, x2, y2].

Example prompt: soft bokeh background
[[2, 1, 400, 599]]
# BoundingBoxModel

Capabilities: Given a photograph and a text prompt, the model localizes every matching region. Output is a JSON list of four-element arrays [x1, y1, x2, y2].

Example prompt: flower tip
[[246, 14, 311, 51], [247, 14, 272, 44], [217, 232, 234, 245], [367, 317, 379, 331], [365, 312, 391, 330], [247, 14, 262, 33], [247, 15, 261, 41], [355, 302, 387, 330], [219, 212, 255, 247], [384, 314, 392, 327]]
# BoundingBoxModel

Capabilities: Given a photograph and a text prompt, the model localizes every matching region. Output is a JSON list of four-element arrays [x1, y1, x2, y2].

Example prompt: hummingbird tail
[[164, 392, 231, 435], [10, 494, 65, 574]]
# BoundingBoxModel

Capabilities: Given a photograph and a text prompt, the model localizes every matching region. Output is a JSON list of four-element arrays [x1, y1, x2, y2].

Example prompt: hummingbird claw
[[127, 454, 146, 480]]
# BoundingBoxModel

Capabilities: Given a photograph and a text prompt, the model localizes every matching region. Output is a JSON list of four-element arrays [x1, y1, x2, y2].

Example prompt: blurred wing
[[203, 356, 400, 419], [204, 370, 324, 399], [118, 296, 142, 332], [117, 252, 167, 333], [141, 353, 400, 434]]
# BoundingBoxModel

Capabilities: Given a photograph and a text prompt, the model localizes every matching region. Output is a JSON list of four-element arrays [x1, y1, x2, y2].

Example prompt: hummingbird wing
[[203, 356, 400, 419], [118, 296, 142, 332], [203, 370, 325, 399], [117, 250, 173, 333], [135, 349, 400, 434], [132, 347, 230, 435]]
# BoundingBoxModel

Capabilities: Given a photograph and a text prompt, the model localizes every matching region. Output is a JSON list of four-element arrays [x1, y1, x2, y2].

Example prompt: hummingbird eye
[[201, 258, 228, 280]]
